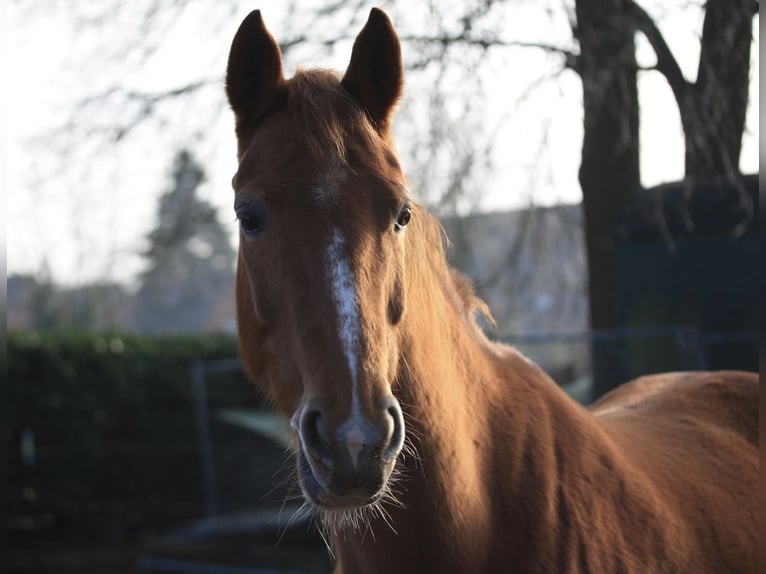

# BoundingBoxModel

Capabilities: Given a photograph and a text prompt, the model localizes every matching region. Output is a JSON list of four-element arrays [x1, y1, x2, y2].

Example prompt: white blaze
[[325, 229, 362, 418]]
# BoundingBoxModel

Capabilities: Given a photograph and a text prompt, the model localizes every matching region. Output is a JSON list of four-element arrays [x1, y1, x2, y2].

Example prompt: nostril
[[383, 401, 405, 462], [300, 408, 333, 466], [301, 409, 324, 449]]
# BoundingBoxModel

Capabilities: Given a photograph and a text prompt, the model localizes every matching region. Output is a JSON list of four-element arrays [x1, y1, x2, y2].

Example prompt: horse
[[224, 8, 759, 573]]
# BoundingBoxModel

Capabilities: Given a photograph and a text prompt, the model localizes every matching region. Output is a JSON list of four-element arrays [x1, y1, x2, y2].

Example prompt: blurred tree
[[132, 149, 235, 333], [576, 0, 757, 332], [574, 0, 757, 392], [630, 0, 756, 177], [575, 0, 640, 335]]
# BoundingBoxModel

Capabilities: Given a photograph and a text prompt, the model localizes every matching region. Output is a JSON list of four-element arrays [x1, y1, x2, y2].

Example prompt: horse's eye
[[236, 200, 267, 237], [395, 204, 412, 232]]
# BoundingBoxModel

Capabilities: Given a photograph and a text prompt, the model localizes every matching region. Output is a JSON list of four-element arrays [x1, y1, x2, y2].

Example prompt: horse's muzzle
[[296, 396, 404, 508]]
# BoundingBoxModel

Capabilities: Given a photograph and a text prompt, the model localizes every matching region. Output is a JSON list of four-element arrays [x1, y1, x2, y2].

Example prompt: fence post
[[191, 361, 219, 516]]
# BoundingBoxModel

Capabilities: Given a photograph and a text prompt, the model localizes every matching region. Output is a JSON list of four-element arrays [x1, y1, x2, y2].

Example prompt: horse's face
[[227, 9, 408, 512]]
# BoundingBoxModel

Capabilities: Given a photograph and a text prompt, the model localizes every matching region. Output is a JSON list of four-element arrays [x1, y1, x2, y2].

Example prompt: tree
[[575, 0, 640, 335], [573, 0, 757, 392], [630, 0, 757, 177], [132, 150, 235, 333]]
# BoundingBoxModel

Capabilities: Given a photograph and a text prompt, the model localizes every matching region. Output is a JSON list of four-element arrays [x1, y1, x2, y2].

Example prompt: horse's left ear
[[342, 8, 403, 136], [226, 10, 285, 127]]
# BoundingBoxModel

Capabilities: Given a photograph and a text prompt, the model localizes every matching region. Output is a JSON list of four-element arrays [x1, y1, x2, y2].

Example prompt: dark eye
[[236, 200, 267, 237], [394, 203, 412, 232]]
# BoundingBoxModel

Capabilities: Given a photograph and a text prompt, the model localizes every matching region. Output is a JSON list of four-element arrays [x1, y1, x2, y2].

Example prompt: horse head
[[226, 8, 411, 514]]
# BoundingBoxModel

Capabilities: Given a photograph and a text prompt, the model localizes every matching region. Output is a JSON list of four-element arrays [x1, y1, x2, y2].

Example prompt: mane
[[414, 207, 495, 333], [286, 69, 381, 163]]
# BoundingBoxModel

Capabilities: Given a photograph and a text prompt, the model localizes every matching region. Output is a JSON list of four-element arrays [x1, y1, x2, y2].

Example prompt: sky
[[1, 2, 8, 300], [5, 1, 760, 286]]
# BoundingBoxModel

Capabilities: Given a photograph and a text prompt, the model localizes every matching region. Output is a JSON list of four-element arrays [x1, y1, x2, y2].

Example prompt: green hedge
[[7, 330, 240, 545]]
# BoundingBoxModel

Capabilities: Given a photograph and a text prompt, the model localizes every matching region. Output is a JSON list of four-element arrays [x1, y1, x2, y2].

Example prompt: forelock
[[286, 69, 379, 164]]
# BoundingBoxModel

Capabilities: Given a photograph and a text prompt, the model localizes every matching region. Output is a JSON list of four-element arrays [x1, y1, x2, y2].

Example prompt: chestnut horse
[[225, 8, 758, 573]]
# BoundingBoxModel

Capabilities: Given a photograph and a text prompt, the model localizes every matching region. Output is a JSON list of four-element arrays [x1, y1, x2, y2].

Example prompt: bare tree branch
[[400, 33, 577, 63], [626, 0, 690, 106], [78, 78, 220, 108]]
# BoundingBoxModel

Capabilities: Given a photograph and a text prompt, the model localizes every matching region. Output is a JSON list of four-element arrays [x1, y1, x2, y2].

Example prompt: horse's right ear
[[226, 10, 285, 126], [342, 8, 403, 137]]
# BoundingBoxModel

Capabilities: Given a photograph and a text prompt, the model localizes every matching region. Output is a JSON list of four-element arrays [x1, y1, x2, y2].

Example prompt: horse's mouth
[[297, 447, 386, 510], [315, 492, 378, 510]]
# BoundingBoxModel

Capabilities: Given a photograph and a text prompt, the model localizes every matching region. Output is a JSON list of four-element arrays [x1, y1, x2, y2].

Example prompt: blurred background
[[6, 0, 760, 572]]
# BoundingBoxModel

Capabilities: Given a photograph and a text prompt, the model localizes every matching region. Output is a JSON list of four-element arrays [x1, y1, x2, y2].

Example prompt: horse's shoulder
[[582, 371, 758, 572], [590, 370, 758, 446]]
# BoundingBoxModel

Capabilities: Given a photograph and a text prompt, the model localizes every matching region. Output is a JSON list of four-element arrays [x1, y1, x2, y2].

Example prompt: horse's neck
[[396, 298, 574, 569]]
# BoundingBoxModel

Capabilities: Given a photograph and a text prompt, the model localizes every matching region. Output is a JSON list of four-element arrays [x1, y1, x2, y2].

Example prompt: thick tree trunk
[[684, 0, 754, 177], [629, 0, 756, 178], [575, 0, 641, 395]]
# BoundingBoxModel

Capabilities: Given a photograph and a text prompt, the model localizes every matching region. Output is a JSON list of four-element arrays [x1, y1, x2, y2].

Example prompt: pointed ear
[[341, 8, 403, 136], [226, 10, 285, 126]]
